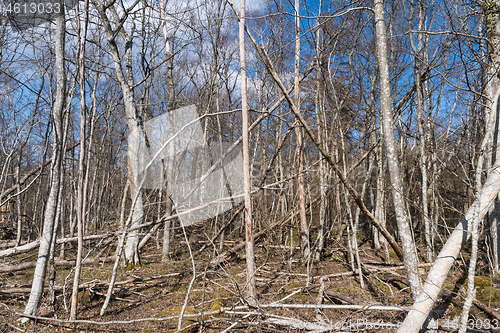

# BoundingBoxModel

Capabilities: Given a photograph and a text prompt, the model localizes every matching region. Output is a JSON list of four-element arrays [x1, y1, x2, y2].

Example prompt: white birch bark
[[457, 5, 500, 327], [484, 0, 500, 275], [160, 0, 175, 262], [22, 9, 66, 320], [70, 0, 89, 319], [458, 217, 480, 332], [314, 1, 326, 261], [293, 0, 309, 260], [398, 162, 500, 333], [375, 148, 390, 262], [93, 0, 143, 266], [238, 0, 257, 305], [373, 0, 422, 298]]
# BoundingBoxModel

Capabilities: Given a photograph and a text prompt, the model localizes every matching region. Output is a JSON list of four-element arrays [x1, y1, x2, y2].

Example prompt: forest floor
[[1, 226, 500, 332]]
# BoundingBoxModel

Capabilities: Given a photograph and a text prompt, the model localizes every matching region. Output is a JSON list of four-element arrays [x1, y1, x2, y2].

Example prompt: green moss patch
[[463, 276, 500, 306]]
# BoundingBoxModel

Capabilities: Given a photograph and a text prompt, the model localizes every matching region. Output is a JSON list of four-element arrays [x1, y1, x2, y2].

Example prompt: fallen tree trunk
[[0, 233, 111, 259], [0, 256, 115, 273], [305, 285, 381, 306], [472, 298, 500, 321], [0, 240, 20, 250], [0, 272, 183, 293], [398, 162, 500, 332], [440, 291, 487, 322]]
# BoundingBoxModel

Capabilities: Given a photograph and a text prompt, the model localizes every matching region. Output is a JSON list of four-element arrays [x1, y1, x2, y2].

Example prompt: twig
[[220, 313, 252, 333]]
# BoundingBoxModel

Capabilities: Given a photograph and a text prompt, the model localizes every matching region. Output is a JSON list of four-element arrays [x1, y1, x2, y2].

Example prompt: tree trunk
[[398, 161, 500, 333], [373, 0, 422, 299], [160, 0, 175, 262], [239, 0, 257, 305], [314, 2, 326, 261], [22, 9, 66, 320], [293, 0, 309, 260], [70, 0, 89, 319], [162, 192, 173, 260], [93, 0, 143, 266], [410, 0, 432, 262], [485, 0, 500, 275]]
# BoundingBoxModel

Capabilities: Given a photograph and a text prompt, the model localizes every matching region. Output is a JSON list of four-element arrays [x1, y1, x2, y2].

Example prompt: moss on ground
[[463, 276, 500, 306]]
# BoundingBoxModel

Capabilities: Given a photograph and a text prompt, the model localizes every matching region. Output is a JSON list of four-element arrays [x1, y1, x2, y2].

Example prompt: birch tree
[[314, 0, 327, 262], [373, 0, 422, 298], [409, 0, 433, 262], [22, 8, 66, 320], [456, 0, 500, 327], [238, 0, 257, 305], [293, 0, 310, 260], [93, 0, 144, 266], [160, 0, 175, 261], [484, 0, 500, 275], [70, 0, 90, 319]]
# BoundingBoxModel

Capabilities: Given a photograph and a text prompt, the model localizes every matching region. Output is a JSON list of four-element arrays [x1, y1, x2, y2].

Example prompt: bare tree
[[160, 0, 175, 262], [314, 0, 326, 262], [92, 0, 144, 266], [293, 0, 310, 260], [373, 0, 422, 298], [238, 0, 257, 305], [70, 0, 90, 320], [483, 0, 500, 275], [23, 8, 66, 320], [409, 0, 433, 262]]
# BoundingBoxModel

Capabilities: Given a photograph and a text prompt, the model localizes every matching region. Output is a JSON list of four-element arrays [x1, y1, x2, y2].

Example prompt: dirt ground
[[1, 226, 498, 332]]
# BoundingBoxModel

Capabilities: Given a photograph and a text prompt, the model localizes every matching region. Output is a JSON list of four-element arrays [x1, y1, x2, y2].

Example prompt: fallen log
[[472, 298, 500, 321], [305, 285, 381, 306], [0, 272, 183, 294], [0, 240, 19, 250], [441, 291, 487, 322], [0, 256, 115, 273], [0, 233, 111, 259], [399, 162, 500, 332]]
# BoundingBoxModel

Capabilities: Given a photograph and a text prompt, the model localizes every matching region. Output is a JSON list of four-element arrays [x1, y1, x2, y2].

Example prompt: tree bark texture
[[238, 0, 257, 305], [373, 0, 422, 298], [23, 9, 66, 319], [93, 0, 144, 266]]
